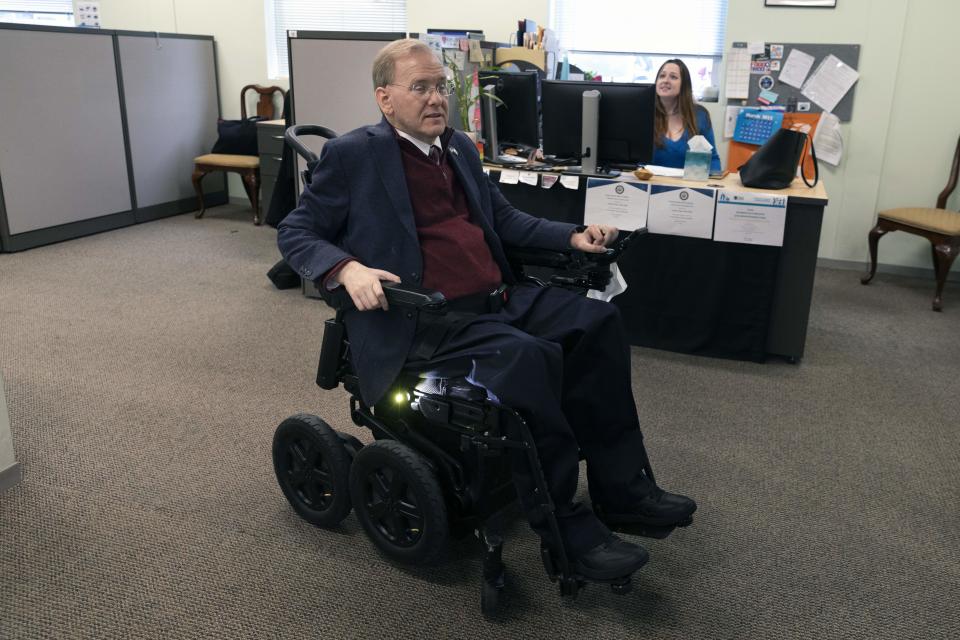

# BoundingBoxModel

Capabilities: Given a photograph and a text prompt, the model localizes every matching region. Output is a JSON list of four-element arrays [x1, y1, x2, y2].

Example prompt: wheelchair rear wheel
[[273, 414, 353, 527], [349, 440, 448, 565]]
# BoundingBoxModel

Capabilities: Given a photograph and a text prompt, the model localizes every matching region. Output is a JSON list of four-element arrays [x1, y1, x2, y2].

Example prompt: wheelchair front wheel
[[349, 440, 448, 565], [273, 414, 353, 527]]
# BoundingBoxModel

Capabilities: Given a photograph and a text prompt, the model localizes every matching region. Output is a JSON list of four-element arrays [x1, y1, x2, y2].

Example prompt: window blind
[[266, 0, 406, 78], [548, 0, 727, 57]]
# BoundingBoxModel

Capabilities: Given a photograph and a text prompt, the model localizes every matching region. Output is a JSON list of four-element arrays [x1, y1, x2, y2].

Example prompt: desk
[[491, 171, 828, 362]]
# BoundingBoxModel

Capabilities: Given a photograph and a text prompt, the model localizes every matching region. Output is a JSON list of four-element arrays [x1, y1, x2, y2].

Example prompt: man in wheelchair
[[277, 38, 696, 601]]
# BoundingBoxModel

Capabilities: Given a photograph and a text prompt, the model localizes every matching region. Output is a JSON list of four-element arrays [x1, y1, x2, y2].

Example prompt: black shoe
[[597, 488, 697, 528], [568, 535, 649, 581]]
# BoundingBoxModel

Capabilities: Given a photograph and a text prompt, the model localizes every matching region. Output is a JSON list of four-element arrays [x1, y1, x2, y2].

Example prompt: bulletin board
[[736, 42, 860, 121]]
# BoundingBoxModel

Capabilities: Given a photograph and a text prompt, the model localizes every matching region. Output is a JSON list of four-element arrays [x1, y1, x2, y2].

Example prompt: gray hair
[[372, 38, 436, 89]]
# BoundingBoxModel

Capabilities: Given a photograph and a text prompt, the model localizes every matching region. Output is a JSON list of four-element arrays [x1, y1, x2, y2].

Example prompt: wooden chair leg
[[192, 167, 209, 218], [860, 223, 888, 284], [241, 169, 261, 225], [931, 240, 958, 312]]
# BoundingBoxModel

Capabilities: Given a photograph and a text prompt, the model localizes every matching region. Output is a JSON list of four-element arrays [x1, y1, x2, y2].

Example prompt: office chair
[[192, 84, 284, 225], [861, 133, 960, 310]]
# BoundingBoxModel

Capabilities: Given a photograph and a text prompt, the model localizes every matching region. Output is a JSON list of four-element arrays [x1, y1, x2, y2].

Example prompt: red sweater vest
[[396, 136, 501, 300]]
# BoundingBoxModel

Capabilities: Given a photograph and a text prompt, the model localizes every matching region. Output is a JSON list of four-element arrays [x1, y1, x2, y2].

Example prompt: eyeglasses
[[389, 81, 456, 99]]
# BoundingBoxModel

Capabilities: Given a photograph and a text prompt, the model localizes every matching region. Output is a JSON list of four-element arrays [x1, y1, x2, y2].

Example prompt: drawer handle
[[272, 135, 284, 140], [272, 156, 283, 161]]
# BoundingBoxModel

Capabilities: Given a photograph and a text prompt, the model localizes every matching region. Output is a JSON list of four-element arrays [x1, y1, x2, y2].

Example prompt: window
[[0, 0, 73, 26], [265, 0, 406, 79], [548, 0, 728, 100]]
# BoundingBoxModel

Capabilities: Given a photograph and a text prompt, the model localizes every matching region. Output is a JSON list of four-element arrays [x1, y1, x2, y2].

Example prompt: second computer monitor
[[478, 70, 540, 151], [541, 79, 655, 167]]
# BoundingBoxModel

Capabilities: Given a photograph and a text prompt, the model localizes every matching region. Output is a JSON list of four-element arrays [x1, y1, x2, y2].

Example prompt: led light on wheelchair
[[393, 390, 411, 405]]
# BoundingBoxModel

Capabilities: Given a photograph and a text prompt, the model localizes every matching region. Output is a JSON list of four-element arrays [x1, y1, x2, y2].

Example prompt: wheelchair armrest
[[506, 228, 645, 268], [506, 228, 646, 292], [382, 282, 447, 313], [318, 281, 447, 314]]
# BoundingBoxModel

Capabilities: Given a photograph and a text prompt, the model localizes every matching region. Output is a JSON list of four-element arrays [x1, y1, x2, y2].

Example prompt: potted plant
[[443, 51, 502, 138]]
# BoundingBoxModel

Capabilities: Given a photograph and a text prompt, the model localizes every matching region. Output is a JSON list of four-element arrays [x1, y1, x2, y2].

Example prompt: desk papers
[[498, 169, 520, 184], [714, 191, 787, 246], [518, 171, 539, 186], [584, 178, 649, 230], [642, 165, 685, 178], [647, 185, 716, 239]]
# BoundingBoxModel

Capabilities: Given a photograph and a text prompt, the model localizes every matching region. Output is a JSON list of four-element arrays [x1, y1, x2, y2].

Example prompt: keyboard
[[733, 109, 784, 146]]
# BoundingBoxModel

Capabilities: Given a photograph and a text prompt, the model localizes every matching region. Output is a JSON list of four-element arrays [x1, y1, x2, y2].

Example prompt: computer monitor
[[478, 70, 540, 152], [540, 79, 655, 170]]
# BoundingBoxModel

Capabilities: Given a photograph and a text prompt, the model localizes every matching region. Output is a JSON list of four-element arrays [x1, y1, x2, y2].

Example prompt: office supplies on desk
[[497, 154, 528, 164], [638, 165, 685, 178], [733, 109, 785, 146]]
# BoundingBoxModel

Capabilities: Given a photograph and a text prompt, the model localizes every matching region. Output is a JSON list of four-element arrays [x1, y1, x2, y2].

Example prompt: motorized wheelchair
[[272, 125, 691, 617]]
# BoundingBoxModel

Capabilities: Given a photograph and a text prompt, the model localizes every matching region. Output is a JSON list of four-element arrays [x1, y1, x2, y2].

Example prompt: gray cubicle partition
[[0, 24, 222, 252], [0, 26, 133, 250], [118, 33, 223, 221], [288, 31, 404, 193]]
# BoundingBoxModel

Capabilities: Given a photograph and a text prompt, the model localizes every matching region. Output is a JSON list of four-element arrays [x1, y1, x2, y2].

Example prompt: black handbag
[[210, 116, 263, 156], [739, 128, 818, 189]]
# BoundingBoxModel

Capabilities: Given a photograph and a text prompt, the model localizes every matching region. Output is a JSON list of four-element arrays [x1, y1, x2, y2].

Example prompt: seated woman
[[651, 59, 722, 174]]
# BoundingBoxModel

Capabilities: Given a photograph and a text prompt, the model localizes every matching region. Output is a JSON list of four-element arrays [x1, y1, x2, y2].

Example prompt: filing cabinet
[[256, 119, 286, 212]]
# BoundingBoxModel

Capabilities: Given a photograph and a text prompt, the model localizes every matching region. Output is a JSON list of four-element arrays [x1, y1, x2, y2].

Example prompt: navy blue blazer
[[278, 118, 578, 405]]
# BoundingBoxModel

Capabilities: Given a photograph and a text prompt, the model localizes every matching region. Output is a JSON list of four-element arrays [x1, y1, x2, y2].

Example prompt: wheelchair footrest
[[603, 516, 693, 540], [540, 545, 633, 599]]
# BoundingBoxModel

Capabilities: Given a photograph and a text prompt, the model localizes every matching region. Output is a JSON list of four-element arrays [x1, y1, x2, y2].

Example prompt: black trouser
[[405, 284, 655, 555]]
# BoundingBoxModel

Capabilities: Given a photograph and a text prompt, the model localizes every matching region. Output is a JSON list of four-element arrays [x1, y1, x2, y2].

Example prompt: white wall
[[87, 0, 958, 273]]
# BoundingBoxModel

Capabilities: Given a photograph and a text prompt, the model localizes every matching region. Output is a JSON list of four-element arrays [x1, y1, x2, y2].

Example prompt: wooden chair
[[861, 134, 960, 311], [192, 84, 284, 225]]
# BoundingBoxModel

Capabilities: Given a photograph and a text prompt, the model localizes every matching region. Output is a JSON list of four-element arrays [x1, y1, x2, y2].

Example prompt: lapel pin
[[450, 148, 460, 157]]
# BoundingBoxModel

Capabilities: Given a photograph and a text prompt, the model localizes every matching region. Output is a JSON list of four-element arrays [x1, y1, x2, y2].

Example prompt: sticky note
[[759, 89, 779, 104]]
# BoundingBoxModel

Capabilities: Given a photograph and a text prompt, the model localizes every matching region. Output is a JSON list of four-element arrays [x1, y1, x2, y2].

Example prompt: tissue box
[[683, 151, 710, 181]]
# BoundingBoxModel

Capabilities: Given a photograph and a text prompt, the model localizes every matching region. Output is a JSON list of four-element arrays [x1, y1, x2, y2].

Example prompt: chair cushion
[[879, 207, 960, 235], [193, 153, 260, 169]]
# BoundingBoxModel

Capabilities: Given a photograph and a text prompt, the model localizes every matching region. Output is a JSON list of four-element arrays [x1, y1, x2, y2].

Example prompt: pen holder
[[683, 151, 710, 181]]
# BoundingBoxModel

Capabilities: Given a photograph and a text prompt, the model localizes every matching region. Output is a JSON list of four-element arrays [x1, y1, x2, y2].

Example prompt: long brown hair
[[654, 59, 699, 148]]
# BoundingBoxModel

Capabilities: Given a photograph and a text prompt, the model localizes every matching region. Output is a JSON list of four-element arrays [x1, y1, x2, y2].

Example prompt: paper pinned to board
[[725, 46, 751, 100], [778, 48, 815, 88], [812, 111, 843, 166], [801, 54, 859, 114], [724, 106, 742, 139]]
